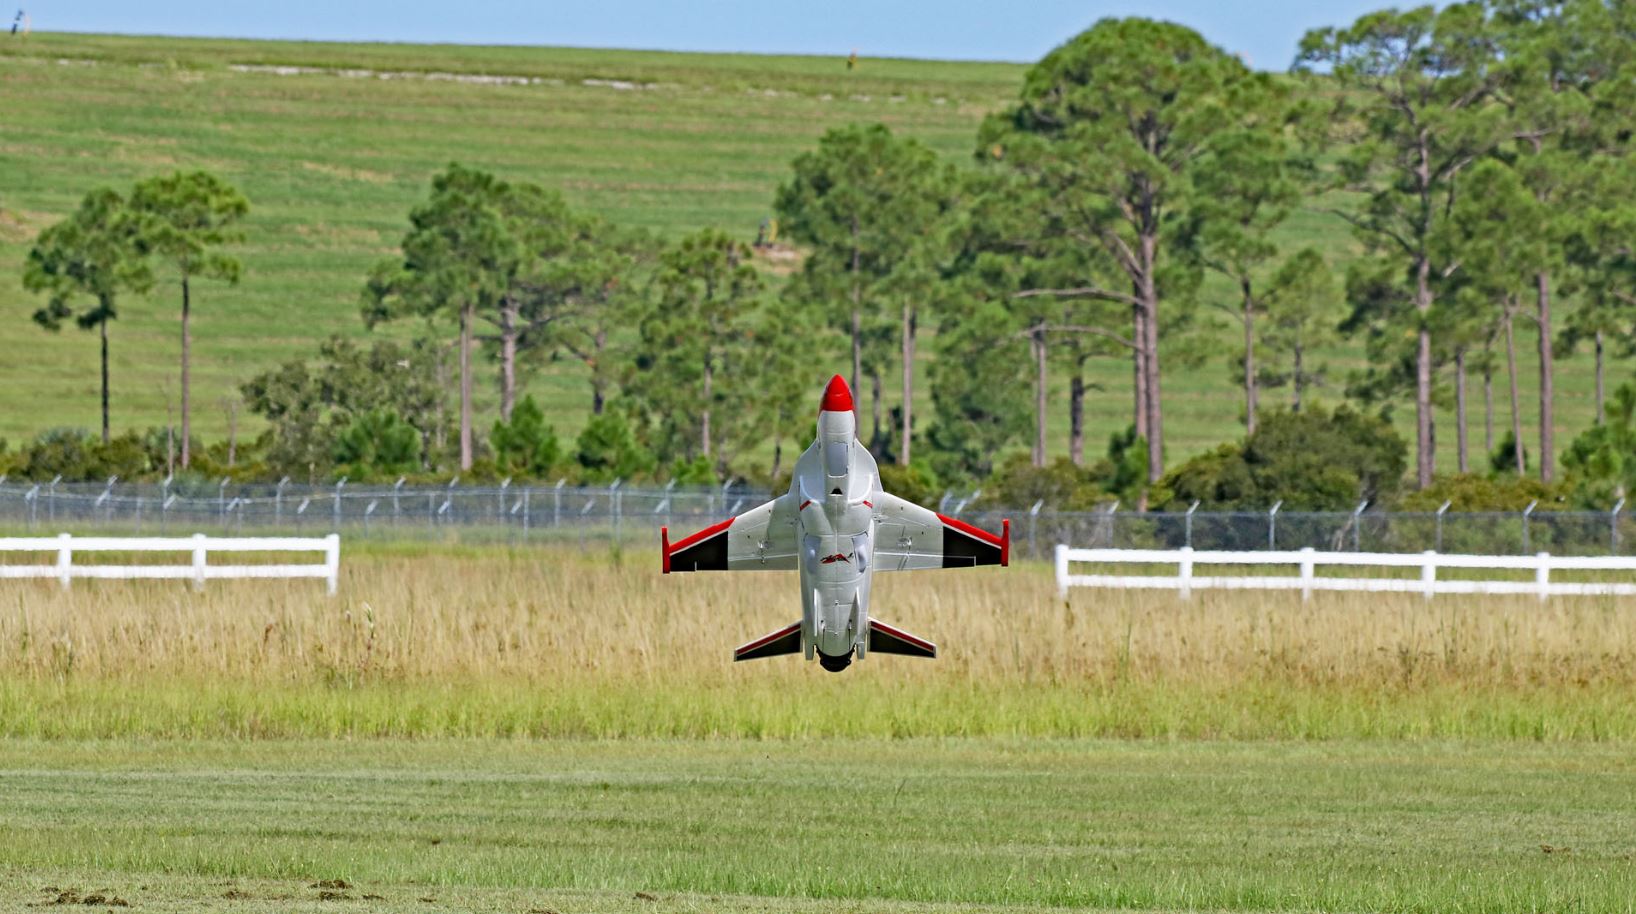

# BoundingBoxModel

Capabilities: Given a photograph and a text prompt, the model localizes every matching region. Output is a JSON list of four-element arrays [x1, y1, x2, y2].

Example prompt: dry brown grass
[[2, 546, 1633, 738], [4, 546, 1633, 686]]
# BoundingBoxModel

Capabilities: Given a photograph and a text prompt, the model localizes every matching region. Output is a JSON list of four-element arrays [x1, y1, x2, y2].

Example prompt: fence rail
[[0, 533, 340, 594], [1055, 545, 1636, 600]]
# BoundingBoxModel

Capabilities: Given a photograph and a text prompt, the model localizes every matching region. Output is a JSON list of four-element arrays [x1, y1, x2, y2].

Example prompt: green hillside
[[0, 32, 1596, 473]]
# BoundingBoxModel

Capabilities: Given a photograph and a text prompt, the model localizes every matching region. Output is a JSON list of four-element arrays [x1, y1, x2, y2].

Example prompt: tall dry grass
[[2, 545, 1634, 739]]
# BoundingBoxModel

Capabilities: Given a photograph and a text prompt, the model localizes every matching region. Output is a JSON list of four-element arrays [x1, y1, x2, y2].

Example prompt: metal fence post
[[393, 477, 405, 526], [218, 477, 230, 522], [1352, 500, 1368, 552], [1185, 501, 1199, 549], [333, 477, 347, 532], [498, 478, 510, 520], [275, 476, 290, 527], [1268, 500, 1282, 551], [1613, 498, 1625, 555], [48, 475, 60, 521], [1522, 500, 1537, 554], [1029, 499, 1044, 559], [611, 479, 624, 546], [1436, 500, 1451, 553], [522, 487, 531, 538], [554, 478, 565, 529]]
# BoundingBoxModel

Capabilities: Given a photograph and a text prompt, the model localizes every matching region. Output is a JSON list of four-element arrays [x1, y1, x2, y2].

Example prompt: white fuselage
[[792, 406, 880, 662]]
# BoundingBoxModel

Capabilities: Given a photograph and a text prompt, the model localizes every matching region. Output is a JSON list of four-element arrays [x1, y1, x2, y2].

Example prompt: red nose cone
[[820, 374, 854, 413]]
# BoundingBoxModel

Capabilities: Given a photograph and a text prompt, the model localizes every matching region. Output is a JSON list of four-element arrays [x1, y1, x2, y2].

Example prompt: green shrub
[[489, 396, 561, 479]]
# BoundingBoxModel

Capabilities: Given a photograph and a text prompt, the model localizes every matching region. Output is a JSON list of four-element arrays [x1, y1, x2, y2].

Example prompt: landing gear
[[817, 650, 853, 673]]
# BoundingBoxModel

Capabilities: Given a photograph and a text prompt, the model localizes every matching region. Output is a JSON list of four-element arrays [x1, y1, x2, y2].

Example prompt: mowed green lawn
[[2, 738, 1634, 913], [0, 32, 1605, 472]]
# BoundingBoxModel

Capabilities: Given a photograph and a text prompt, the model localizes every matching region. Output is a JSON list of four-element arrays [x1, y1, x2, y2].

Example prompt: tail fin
[[734, 621, 802, 662], [867, 619, 937, 659]]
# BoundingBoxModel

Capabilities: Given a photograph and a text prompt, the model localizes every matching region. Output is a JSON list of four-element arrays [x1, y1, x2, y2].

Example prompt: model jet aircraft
[[662, 374, 1008, 672]]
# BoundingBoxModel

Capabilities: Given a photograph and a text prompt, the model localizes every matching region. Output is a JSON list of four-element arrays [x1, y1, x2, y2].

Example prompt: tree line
[[15, 3, 1636, 510]]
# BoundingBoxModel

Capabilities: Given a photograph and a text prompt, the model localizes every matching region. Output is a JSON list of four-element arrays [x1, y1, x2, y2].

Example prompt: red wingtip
[[820, 374, 854, 413], [661, 526, 671, 574]]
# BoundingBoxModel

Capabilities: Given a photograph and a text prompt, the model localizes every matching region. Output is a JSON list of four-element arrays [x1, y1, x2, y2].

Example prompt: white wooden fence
[[1056, 545, 1636, 601], [0, 534, 340, 595]]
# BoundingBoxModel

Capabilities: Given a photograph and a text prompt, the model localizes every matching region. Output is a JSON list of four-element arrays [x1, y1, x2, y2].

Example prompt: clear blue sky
[[25, 1, 1392, 68]]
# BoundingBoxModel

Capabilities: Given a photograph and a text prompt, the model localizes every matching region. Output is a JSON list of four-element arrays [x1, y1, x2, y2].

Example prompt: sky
[[20, 1, 1396, 68]]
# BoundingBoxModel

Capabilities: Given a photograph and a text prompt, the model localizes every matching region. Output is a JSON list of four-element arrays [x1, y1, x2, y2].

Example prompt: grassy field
[[3, 548, 1636, 911], [0, 32, 1597, 471], [4, 738, 1635, 913]]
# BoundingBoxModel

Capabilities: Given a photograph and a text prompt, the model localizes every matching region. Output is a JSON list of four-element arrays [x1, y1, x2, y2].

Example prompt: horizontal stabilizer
[[867, 619, 937, 659], [734, 621, 802, 661]]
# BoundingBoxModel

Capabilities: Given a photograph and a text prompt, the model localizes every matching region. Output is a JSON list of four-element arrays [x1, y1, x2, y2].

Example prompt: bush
[[14, 428, 153, 482], [669, 456, 717, 486], [1155, 406, 1406, 511], [576, 411, 655, 482], [877, 461, 941, 508], [489, 396, 561, 479], [333, 409, 421, 479], [1398, 474, 1570, 512], [983, 454, 1105, 510]]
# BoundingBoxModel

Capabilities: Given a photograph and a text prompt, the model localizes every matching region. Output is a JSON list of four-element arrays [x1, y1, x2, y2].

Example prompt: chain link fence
[[0, 479, 1630, 558]]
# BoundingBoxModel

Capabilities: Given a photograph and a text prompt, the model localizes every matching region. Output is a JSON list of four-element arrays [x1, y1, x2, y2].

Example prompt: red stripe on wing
[[869, 620, 936, 653], [936, 513, 1004, 546], [735, 621, 802, 656]]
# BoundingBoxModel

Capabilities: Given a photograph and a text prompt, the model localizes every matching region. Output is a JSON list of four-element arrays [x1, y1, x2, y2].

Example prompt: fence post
[[1178, 546, 1194, 600], [611, 478, 624, 546], [1352, 500, 1368, 552], [498, 478, 511, 520], [1185, 501, 1199, 549], [1522, 500, 1537, 554], [1299, 546, 1314, 601], [554, 478, 565, 529], [1029, 500, 1044, 559], [56, 532, 72, 591], [48, 475, 60, 522], [275, 476, 290, 526], [332, 477, 348, 531], [392, 477, 405, 526], [1054, 544, 1070, 600], [1612, 498, 1625, 555], [522, 487, 531, 538], [191, 533, 207, 591], [1268, 501, 1282, 551], [1421, 550, 1437, 601], [324, 533, 341, 596], [1436, 500, 1451, 553], [1535, 551, 1551, 602]]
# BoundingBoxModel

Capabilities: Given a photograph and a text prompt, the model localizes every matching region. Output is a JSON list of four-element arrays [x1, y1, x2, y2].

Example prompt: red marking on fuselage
[[820, 552, 852, 565], [799, 499, 812, 511]]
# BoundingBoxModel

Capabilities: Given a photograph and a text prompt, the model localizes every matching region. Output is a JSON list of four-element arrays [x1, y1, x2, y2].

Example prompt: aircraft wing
[[871, 492, 1009, 571], [662, 494, 800, 573]]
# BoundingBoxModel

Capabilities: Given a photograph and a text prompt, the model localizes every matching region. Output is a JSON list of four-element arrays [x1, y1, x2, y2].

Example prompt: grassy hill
[[0, 31, 1599, 478]]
